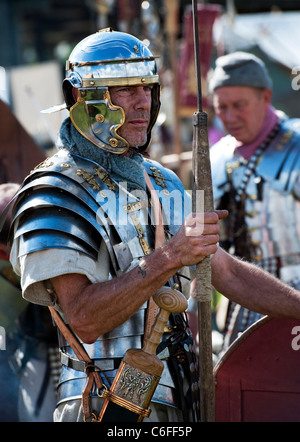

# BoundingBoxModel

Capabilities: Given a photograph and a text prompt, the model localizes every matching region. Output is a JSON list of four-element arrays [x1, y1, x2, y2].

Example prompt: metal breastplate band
[[56, 361, 178, 409]]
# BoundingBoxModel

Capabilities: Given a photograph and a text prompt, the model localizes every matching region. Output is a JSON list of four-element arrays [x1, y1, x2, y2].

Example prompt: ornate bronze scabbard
[[98, 287, 188, 422]]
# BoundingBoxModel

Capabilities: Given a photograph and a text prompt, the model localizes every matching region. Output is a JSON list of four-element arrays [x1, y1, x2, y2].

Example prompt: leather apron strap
[[143, 169, 165, 343], [48, 306, 105, 421]]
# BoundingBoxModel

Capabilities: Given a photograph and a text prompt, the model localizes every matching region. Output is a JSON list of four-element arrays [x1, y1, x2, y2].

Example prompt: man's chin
[[122, 136, 148, 149]]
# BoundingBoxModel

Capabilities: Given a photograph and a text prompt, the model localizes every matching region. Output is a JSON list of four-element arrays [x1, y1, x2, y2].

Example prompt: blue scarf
[[58, 117, 146, 192]]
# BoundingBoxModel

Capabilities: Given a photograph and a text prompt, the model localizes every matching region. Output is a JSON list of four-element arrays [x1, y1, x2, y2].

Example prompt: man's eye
[[117, 87, 130, 93], [234, 102, 246, 110], [116, 87, 133, 97]]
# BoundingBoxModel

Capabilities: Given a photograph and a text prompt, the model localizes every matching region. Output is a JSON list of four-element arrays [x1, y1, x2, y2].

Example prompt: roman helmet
[[63, 28, 161, 154]]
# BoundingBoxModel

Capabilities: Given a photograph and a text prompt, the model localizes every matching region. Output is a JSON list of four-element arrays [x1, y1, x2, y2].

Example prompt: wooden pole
[[191, 0, 215, 422]]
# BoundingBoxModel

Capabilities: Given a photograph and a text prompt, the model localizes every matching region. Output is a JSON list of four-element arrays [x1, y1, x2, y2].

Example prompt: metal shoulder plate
[[10, 150, 191, 275], [10, 149, 144, 274], [210, 135, 236, 201], [257, 118, 300, 194], [211, 119, 300, 200]]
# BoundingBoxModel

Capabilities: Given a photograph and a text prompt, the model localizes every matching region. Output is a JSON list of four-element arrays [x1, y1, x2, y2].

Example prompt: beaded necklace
[[234, 122, 281, 202], [223, 122, 282, 260]]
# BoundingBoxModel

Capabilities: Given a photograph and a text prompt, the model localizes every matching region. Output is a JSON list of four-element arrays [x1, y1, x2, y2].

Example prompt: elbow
[[66, 304, 117, 344], [68, 315, 100, 345], [78, 332, 99, 345], [72, 326, 99, 345]]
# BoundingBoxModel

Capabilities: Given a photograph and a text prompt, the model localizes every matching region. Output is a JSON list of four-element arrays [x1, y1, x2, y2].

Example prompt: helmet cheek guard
[[69, 86, 128, 154], [62, 28, 161, 155]]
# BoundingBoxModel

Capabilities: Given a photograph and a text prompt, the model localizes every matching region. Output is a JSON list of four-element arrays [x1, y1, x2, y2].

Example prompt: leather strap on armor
[[48, 306, 106, 421], [143, 169, 164, 343]]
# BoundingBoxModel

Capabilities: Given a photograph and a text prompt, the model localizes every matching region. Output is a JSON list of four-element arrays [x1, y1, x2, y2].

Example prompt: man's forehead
[[109, 84, 153, 90], [213, 85, 258, 102]]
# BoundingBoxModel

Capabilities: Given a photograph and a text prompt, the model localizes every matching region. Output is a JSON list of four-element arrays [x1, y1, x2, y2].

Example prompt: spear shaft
[[191, 0, 215, 422]]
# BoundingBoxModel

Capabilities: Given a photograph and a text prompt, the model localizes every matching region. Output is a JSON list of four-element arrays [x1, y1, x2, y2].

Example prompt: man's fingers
[[215, 209, 229, 220], [185, 210, 228, 227]]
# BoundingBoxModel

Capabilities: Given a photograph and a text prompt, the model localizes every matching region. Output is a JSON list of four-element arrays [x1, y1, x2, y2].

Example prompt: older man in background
[[210, 52, 300, 349]]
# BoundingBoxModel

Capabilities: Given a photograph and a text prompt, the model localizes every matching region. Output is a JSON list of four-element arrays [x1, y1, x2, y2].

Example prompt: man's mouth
[[227, 125, 243, 135], [129, 119, 149, 127]]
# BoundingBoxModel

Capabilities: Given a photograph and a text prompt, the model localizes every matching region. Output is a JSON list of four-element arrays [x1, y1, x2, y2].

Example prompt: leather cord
[[143, 169, 166, 343], [48, 306, 104, 421]]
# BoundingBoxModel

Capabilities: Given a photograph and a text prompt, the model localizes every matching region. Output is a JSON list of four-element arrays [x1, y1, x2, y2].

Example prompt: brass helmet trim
[[82, 75, 159, 88]]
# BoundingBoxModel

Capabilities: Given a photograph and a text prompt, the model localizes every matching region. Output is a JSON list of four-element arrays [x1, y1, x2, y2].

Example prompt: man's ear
[[72, 87, 79, 102], [262, 88, 272, 105]]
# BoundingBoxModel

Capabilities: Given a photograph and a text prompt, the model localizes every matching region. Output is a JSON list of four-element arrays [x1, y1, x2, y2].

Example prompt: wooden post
[[191, 0, 215, 422]]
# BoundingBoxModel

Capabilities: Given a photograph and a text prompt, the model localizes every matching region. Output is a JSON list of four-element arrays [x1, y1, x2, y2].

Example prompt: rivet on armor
[[109, 138, 118, 148], [141, 78, 146, 83], [95, 114, 105, 123], [89, 80, 95, 86]]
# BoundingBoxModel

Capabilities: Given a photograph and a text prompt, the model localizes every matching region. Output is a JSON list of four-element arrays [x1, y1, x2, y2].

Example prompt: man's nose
[[134, 87, 151, 109], [224, 107, 237, 123]]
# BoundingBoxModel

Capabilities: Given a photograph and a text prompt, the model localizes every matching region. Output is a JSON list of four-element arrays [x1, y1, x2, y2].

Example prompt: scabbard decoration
[[98, 287, 188, 422]]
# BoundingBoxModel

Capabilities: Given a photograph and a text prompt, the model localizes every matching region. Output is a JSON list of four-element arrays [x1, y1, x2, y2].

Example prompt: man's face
[[213, 86, 272, 144], [109, 85, 152, 148]]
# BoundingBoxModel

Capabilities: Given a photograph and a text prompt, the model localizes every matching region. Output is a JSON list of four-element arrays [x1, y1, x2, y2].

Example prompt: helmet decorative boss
[[63, 28, 161, 154]]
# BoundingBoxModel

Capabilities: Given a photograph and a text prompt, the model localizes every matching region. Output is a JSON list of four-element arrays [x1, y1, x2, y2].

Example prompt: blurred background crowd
[[1, 0, 300, 186]]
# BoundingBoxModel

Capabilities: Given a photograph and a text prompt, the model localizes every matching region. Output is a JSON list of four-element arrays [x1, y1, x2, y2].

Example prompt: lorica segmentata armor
[[211, 118, 300, 285], [9, 148, 192, 410], [211, 117, 300, 346]]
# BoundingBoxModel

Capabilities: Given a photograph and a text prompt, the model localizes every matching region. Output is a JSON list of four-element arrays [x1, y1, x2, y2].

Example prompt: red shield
[[214, 317, 300, 421]]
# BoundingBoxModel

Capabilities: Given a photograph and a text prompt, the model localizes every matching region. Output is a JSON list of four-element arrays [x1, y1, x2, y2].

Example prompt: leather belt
[[60, 349, 122, 372]]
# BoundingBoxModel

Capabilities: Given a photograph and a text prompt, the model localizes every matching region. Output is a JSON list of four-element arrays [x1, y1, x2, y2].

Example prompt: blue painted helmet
[[63, 28, 161, 154]]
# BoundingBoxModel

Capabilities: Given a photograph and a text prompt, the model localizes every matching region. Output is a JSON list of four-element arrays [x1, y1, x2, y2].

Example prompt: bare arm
[[211, 247, 300, 320], [51, 250, 176, 344], [51, 211, 227, 343]]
